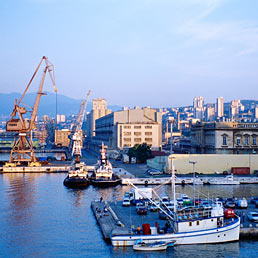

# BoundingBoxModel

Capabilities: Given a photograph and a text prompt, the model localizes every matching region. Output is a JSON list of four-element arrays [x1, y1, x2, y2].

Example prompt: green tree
[[128, 143, 153, 163]]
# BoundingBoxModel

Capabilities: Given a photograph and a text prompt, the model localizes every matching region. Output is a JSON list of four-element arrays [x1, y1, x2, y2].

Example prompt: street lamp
[[189, 161, 197, 206]]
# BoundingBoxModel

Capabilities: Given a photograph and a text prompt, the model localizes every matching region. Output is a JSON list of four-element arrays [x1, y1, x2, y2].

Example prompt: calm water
[[0, 173, 258, 258]]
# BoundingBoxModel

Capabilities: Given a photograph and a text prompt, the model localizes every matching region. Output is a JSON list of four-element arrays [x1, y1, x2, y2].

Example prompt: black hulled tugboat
[[90, 143, 121, 187], [63, 131, 89, 188], [63, 160, 89, 188]]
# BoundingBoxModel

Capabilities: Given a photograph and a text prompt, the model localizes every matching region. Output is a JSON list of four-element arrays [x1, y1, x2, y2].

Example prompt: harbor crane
[[6, 56, 56, 166], [70, 90, 91, 161]]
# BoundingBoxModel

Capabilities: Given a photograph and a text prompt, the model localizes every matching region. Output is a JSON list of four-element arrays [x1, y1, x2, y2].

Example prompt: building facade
[[191, 122, 258, 154], [91, 107, 162, 152], [55, 129, 71, 147], [86, 98, 111, 138], [216, 97, 224, 118]]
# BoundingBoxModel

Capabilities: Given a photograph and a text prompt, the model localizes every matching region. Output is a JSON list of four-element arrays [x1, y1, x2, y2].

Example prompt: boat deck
[[92, 200, 258, 240]]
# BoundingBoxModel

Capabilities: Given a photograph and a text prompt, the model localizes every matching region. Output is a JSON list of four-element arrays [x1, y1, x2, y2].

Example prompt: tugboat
[[91, 143, 121, 187], [63, 130, 89, 188], [63, 160, 89, 188]]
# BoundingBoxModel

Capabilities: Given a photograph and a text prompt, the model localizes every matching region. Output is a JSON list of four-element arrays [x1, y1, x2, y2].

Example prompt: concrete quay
[[0, 164, 71, 173], [91, 200, 126, 240]]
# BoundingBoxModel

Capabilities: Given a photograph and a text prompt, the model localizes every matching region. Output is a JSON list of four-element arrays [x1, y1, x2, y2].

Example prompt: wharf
[[0, 164, 71, 173], [92, 200, 258, 241], [120, 176, 258, 185], [91, 200, 126, 240]]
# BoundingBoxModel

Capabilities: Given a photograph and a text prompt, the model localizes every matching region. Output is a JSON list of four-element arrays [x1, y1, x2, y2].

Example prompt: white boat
[[208, 175, 240, 185], [133, 240, 173, 251], [63, 161, 89, 188], [111, 158, 240, 247], [91, 143, 121, 186]]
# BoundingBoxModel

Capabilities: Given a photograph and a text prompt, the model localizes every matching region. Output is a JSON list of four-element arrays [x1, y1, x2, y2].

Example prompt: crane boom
[[71, 90, 91, 158], [6, 56, 56, 164]]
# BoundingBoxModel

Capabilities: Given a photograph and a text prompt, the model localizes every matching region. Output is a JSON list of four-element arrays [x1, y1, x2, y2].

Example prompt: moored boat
[[90, 143, 121, 187], [133, 240, 174, 251], [111, 157, 240, 247], [208, 175, 240, 185], [63, 161, 89, 188]]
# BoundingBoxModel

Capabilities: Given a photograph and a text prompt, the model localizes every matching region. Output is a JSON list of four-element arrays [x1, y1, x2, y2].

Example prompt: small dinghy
[[133, 240, 174, 251]]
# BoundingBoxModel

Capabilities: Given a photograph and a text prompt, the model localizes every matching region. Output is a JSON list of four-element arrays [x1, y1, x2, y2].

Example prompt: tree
[[128, 143, 153, 163]]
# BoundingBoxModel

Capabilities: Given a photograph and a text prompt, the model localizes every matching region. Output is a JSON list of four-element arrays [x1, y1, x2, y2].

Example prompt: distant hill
[[0, 92, 122, 118]]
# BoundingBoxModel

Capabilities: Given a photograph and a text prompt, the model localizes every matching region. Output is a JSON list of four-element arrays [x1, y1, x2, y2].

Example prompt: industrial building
[[90, 107, 162, 152]]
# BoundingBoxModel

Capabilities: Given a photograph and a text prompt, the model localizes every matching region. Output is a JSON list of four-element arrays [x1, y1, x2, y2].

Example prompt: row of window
[[123, 138, 152, 142], [123, 125, 153, 129], [222, 135, 257, 146], [123, 132, 152, 136]]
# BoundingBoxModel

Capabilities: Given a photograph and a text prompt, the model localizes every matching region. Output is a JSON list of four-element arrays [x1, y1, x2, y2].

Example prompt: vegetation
[[128, 143, 153, 163]]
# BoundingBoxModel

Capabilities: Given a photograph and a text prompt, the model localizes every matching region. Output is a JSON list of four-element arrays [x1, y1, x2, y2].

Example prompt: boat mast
[[170, 156, 176, 213]]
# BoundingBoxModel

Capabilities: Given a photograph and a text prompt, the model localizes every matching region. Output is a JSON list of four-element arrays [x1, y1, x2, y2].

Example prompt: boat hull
[[91, 178, 121, 187], [111, 217, 240, 246], [63, 176, 89, 188], [133, 244, 168, 251]]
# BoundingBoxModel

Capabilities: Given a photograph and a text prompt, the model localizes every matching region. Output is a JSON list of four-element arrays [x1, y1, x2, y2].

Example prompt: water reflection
[[110, 241, 240, 258]]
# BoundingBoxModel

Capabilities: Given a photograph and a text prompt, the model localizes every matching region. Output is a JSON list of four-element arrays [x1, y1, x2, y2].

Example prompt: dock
[[0, 165, 71, 173], [91, 200, 128, 240], [92, 200, 258, 241]]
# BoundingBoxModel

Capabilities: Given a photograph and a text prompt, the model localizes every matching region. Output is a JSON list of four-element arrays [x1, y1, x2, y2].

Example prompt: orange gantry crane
[[5, 56, 56, 166]]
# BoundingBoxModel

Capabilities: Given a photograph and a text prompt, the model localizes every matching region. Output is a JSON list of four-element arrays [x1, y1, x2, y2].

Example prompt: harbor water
[[0, 173, 258, 258]]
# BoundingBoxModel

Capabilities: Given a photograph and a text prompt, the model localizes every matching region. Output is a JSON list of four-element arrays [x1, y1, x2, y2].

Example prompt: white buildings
[[216, 97, 224, 118], [86, 98, 111, 138], [90, 107, 162, 151]]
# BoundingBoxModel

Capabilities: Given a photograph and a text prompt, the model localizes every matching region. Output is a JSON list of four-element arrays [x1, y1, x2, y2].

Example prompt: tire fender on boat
[[145, 180, 148, 186]]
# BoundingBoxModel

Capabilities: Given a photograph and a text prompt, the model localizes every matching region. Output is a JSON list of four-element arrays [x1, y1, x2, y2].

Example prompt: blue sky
[[1, 0, 258, 107]]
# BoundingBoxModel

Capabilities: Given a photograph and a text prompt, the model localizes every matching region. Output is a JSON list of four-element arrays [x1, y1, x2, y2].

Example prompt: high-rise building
[[193, 96, 205, 120], [205, 104, 215, 121], [255, 106, 258, 119], [193, 96, 204, 108], [230, 100, 241, 120], [216, 97, 224, 118], [86, 98, 112, 138]]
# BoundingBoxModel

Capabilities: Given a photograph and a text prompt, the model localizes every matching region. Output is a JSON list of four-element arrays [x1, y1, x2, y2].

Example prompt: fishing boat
[[63, 161, 89, 188], [90, 143, 121, 187], [208, 175, 240, 185], [133, 240, 174, 251], [111, 157, 240, 246]]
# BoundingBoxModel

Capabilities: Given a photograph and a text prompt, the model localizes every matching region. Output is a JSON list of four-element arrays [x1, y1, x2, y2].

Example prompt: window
[[124, 138, 131, 142], [134, 132, 141, 136], [244, 135, 249, 145], [145, 138, 152, 142], [197, 221, 200, 226], [222, 135, 227, 145], [253, 136, 257, 145], [134, 138, 141, 142], [189, 221, 192, 226], [145, 125, 152, 129], [124, 132, 131, 136], [134, 126, 141, 129], [124, 126, 131, 129], [236, 136, 241, 145], [145, 132, 152, 135]]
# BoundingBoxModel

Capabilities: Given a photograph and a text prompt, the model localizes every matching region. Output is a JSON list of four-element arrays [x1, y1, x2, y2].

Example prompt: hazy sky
[[1, 0, 258, 108]]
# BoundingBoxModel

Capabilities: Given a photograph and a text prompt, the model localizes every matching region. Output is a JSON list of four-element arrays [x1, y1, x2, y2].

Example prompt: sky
[[0, 0, 258, 108]]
